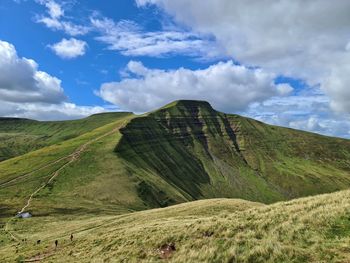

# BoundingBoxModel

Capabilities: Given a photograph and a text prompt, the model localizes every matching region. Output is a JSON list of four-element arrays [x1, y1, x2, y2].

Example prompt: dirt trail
[[0, 155, 70, 188], [3, 121, 126, 242], [24, 251, 55, 262]]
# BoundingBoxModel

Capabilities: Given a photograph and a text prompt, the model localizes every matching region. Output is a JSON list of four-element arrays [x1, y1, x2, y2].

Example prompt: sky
[[0, 0, 350, 138]]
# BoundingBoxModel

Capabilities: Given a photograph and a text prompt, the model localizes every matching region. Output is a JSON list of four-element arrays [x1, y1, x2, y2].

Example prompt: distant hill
[[0, 112, 132, 162]]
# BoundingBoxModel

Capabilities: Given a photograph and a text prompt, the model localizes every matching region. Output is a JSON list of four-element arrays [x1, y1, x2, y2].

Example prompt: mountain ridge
[[0, 100, 349, 216], [1, 100, 350, 262], [115, 100, 350, 206]]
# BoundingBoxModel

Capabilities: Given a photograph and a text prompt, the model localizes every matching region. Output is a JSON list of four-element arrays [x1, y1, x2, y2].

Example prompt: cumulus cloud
[[0, 40, 106, 120], [49, 38, 87, 59], [0, 101, 108, 121], [0, 40, 66, 103], [243, 88, 350, 138], [35, 0, 90, 36], [97, 60, 292, 113], [90, 16, 222, 58], [137, 0, 350, 113], [324, 62, 350, 113]]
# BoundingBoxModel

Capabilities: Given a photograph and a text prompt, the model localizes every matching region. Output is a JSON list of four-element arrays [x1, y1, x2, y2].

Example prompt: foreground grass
[[1, 190, 350, 262]]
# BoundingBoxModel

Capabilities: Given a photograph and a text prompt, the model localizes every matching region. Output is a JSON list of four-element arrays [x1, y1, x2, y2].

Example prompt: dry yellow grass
[[1, 190, 350, 262]]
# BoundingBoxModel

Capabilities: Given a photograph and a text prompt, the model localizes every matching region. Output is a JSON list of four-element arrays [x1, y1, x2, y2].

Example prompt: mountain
[[0, 100, 350, 217], [1, 100, 350, 262], [116, 100, 350, 205]]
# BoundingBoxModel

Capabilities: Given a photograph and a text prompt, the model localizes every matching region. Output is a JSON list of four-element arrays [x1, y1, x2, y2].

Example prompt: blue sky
[[1, 0, 178, 105], [0, 0, 350, 138]]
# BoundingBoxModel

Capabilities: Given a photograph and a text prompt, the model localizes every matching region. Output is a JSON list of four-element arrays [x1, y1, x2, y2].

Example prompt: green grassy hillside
[[0, 100, 350, 262], [0, 100, 349, 217], [1, 190, 350, 262], [116, 100, 350, 205], [0, 112, 169, 260], [0, 112, 152, 220], [0, 112, 132, 162]]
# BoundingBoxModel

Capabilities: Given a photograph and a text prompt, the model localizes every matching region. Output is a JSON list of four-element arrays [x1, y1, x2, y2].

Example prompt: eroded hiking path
[[0, 155, 70, 188], [3, 121, 126, 242]]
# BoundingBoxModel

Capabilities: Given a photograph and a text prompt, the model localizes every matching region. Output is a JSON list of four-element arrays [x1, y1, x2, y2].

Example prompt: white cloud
[[0, 101, 109, 121], [0, 40, 65, 103], [49, 38, 87, 59], [38, 0, 63, 19], [276, 84, 294, 97], [137, 0, 350, 113], [35, 0, 90, 36], [35, 1, 222, 59], [323, 61, 350, 112], [242, 88, 350, 138], [0, 40, 106, 120], [90, 17, 222, 59], [97, 60, 292, 113], [346, 42, 350, 51]]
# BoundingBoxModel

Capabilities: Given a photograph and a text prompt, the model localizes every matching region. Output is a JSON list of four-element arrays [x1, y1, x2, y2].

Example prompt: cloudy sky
[[0, 0, 350, 138]]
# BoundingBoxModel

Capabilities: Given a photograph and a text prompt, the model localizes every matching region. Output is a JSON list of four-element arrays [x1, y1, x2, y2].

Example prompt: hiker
[[70, 234, 73, 242], [37, 240, 41, 245], [55, 240, 58, 248]]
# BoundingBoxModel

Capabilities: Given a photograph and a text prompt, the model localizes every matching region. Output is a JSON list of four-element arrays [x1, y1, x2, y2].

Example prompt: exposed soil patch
[[203, 230, 214, 237], [158, 243, 176, 259]]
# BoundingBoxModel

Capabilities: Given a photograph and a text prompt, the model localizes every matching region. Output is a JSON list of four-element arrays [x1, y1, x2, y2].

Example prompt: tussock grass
[[1, 190, 350, 262]]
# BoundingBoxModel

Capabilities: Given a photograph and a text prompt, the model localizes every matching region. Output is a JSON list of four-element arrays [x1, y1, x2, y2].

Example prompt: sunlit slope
[[0, 113, 131, 161], [116, 100, 350, 205], [1, 100, 350, 218], [0, 112, 147, 218], [1, 100, 350, 262], [1, 190, 350, 262]]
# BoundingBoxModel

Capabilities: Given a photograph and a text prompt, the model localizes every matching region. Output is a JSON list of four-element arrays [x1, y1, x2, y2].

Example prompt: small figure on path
[[70, 234, 73, 242], [55, 240, 58, 248]]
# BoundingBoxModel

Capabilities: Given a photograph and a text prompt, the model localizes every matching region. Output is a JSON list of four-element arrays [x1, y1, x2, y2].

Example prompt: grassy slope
[[0, 113, 131, 162], [232, 114, 350, 198], [0, 100, 349, 215], [1, 100, 349, 216], [0, 112, 150, 219], [1, 190, 350, 262], [116, 100, 350, 205], [0, 101, 350, 261]]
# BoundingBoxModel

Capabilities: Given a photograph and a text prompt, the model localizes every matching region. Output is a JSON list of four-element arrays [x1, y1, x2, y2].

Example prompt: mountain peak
[[158, 99, 215, 113]]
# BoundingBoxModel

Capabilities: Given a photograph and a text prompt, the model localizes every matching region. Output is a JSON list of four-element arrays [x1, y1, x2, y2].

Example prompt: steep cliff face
[[115, 100, 350, 207]]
